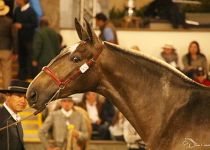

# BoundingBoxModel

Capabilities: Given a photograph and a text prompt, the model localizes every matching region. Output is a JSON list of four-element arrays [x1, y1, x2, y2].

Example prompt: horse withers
[[26, 19, 210, 150]]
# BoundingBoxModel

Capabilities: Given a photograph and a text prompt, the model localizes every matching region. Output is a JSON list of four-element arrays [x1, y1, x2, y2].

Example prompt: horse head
[[26, 19, 103, 110]]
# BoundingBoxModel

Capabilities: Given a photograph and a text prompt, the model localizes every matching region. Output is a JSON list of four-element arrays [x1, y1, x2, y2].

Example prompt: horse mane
[[104, 41, 210, 89]]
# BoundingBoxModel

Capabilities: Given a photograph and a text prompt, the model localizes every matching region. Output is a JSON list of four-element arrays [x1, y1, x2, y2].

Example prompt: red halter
[[42, 43, 104, 89]]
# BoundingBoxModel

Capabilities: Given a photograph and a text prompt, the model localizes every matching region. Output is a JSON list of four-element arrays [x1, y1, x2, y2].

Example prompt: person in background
[[160, 43, 179, 69], [13, 0, 38, 80], [32, 17, 60, 73], [109, 110, 125, 141], [79, 92, 114, 140], [123, 120, 146, 150], [39, 97, 89, 150], [0, 79, 29, 150], [193, 67, 210, 86], [100, 98, 116, 140], [95, 12, 118, 44], [0, 0, 16, 89], [182, 41, 208, 79]]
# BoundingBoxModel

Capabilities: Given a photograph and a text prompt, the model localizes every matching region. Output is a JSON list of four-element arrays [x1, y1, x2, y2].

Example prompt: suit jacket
[[39, 109, 88, 149], [0, 106, 25, 150], [78, 99, 115, 125], [78, 100, 103, 120]]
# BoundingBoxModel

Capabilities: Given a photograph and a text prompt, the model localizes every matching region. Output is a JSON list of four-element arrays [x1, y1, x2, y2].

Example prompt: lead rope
[[0, 87, 63, 132]]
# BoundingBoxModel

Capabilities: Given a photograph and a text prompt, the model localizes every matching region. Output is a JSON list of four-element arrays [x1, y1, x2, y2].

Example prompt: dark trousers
[[92, 123, 111, 140], [18, 40, 33, 80]]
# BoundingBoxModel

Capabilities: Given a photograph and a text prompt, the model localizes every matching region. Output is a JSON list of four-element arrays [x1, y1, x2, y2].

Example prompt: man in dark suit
[[13, 0, 38, 79], [0, 79, 30, 150]]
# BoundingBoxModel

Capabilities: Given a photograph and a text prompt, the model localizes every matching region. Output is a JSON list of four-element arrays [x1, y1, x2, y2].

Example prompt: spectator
[[123, 120, 146, 150], [193, 67, 210, 86], [0, 79, 29, 150], [160, 43, 179, 69], [182, 41, 208, 79], [0, 0, 16, 88], [109, 110, 125, 141], [79, 92, 113, 140], [13, 0, 38, 80], [95, 12, 118, 44], [39, 97, 89, 150], [100, 98, 116, 139], [32, 17, 60, 73]]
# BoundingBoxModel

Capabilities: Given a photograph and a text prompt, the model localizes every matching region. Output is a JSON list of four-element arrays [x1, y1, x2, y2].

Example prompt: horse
[[26, 19, 210, 150]]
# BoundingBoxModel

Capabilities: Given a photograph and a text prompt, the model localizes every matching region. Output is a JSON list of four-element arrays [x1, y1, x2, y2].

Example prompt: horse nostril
[[28, 90, 37, 105]]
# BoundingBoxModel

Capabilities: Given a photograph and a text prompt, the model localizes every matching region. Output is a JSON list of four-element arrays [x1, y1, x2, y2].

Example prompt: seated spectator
[[160, 43, 179, 69], [123, 120, 146, 150], [193, 67, 210, 86], [100, 98, 116, 139], [39, 97, 89, 150], [109, 110, 125, 141], [182, 41, 208, 79], [79, 92, 114, 140]]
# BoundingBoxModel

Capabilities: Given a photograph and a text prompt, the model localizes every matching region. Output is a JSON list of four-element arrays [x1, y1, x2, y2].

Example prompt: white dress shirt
[[3, 103, 21, 121], [61, 108, 73, 118], [86, 102, 99, 123], [21, 3, 30, 12]]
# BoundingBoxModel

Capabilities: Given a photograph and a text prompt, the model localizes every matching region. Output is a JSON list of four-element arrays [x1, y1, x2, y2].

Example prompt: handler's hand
[[72, 129, 80, 139], [32, 60, 38, 67], [14, 23, 22, 29]]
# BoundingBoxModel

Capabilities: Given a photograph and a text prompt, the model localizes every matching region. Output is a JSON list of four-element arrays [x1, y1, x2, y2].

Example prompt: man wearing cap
[[39, 97, 88, 150], [160, 43, 179, 69], [0, 0, 16, 89], [95, 12, 118, 44], [0, 79, 30, 150]]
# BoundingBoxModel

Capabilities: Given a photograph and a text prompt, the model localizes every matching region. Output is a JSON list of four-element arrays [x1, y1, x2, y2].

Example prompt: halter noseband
[[42, 43, 104, 89]]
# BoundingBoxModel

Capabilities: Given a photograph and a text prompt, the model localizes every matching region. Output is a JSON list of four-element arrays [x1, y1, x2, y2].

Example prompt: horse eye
[[71, 56, 81, 63]]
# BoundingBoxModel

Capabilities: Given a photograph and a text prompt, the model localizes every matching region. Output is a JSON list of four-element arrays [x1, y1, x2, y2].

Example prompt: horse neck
[[95, 43, 182, 145]]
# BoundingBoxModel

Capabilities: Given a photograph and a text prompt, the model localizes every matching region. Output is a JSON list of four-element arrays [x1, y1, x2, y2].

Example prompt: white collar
[[21, 3, 30, 12], [61, 108, 73, 117], [3, 103, 21, 121]]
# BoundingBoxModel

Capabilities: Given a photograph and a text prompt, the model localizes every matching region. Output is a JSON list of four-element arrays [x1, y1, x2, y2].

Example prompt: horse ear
[[84, 18, 100, 44], [74, 18, 89, 41]]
